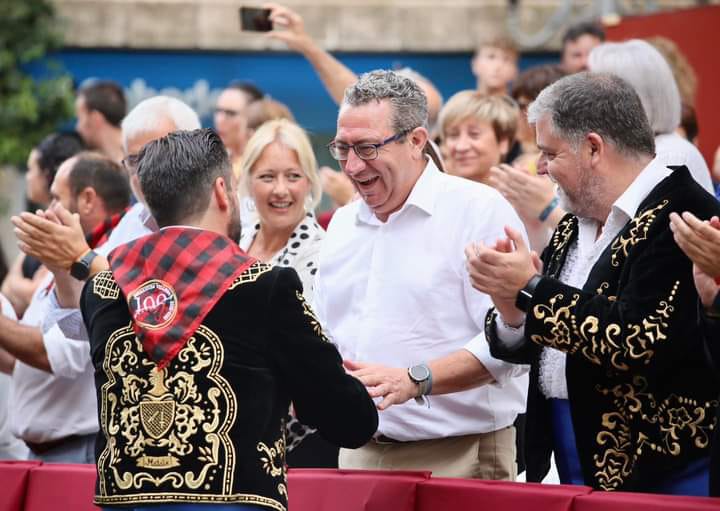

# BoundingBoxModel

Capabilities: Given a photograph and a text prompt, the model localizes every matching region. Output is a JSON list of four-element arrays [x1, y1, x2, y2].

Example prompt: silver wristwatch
[[408, 363, 433, 404]]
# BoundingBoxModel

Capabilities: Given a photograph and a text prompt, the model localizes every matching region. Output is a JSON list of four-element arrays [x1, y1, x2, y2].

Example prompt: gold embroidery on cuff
[[93, 271, 121, 300]]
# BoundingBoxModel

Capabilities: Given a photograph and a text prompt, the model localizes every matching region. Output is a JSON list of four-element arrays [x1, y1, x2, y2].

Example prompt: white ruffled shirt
[[505, 159, 673, 399]]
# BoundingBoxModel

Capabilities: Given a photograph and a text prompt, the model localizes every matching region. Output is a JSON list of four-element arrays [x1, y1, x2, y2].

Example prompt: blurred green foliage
[[0, 0, 75, 166]]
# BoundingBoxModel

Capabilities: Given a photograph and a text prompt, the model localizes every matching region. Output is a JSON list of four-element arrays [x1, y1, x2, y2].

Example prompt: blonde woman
[[238, 119, 324, 303]]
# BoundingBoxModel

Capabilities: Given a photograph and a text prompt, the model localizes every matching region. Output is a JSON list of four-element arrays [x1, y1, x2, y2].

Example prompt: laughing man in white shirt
[[314, 70, 529, 479]]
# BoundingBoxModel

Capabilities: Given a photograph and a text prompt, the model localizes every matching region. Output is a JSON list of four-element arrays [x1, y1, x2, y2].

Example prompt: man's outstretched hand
[[345, 360, 417, 411]]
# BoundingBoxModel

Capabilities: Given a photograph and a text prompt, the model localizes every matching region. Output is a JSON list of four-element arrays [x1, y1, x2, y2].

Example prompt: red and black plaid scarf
[[108, 227, 255, 368], [86, 208, 128, 249]]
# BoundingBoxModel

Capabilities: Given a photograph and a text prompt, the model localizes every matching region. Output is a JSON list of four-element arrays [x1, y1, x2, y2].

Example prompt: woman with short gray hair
[[588, 39, 713, 193]]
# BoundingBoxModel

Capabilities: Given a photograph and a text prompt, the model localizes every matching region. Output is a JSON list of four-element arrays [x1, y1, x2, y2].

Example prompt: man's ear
[[213, 176, 231, 211], [409, 127, 429, 160], [78, 186, 97, 215], [89, 109, 105, 127], [587, 132, 604, 167]]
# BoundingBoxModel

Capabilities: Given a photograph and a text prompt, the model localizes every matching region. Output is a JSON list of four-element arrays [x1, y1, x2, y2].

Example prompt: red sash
[[108, 227, 255, 368], [86, 208, 128, 249]]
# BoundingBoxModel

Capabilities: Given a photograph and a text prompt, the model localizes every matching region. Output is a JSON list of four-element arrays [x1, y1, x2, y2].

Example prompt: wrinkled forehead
[[336, 100, 393, 139]]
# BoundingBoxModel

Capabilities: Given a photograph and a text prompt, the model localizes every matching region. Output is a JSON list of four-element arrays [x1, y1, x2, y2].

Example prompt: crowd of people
[[1, 5, 720, 509]]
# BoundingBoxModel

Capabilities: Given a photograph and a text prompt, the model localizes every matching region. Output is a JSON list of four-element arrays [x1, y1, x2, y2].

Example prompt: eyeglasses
[[327, 130, 410, 161], [214, 107, 242, 117], [121, 153, 139, 174]]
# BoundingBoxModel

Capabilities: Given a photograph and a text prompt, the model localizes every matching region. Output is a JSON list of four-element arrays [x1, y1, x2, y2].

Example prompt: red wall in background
[[606, 5, 719, 167]]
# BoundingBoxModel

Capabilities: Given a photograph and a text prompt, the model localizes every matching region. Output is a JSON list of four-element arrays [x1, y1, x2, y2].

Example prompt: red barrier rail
[[0, 461, 41, 511], [1, 463, 718, 511]]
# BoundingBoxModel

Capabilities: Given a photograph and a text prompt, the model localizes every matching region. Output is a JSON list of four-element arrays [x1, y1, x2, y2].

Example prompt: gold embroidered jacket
[[80, 263, 378, 510], [487, 166, 720, 491]]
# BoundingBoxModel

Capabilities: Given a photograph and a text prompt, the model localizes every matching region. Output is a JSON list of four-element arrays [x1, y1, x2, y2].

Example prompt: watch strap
[[70, 249, 99, 281], [515, 274, 543, 313], [408, 363, 432, 398]]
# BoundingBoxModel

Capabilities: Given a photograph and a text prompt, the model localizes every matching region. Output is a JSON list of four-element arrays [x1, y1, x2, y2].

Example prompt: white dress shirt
[[9, 203, 156, 443], [101, 201, 156, 254], [655, 132, 713, 194], [9, 272, 98, 443], [524, 159, 673, 399], [0, 294, 28, 459], [314, 161, 529, 441]]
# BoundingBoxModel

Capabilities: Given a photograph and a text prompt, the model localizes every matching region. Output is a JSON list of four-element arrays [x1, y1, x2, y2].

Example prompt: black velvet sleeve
[[485, 307, 542, 365], [524, 224, 699, 375], [265, 267, 378, 448], [484, 227, 562, 366], [80, 270, 129, 366], [699, 302, 720, 373]]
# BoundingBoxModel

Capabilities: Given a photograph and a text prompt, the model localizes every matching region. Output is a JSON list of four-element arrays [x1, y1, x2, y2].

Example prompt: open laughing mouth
[[269, 201, 292, 209], [356, 176, 380, 187]]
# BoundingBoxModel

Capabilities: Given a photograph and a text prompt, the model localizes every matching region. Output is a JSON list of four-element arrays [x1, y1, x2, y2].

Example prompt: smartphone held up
[[239, 7, 273, 32]]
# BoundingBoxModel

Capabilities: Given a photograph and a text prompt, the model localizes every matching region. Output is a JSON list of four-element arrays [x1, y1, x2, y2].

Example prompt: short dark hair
[[137, 129, 232, 227], [562, 21, 606, 46], [680, 102, 698, 143], [78, 80, 127, 127], [36, 131, 85, 186], [511, 64, 567, 102], [68, 154, 131, 214], [227, 81, 264, 103], [528, 72, 655, 158]]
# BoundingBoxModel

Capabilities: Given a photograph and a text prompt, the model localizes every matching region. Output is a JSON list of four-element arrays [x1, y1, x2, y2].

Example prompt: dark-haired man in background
[[0, 153, 130, 463], [75, 80, 127, 163], [560, 21, 605, 74], [214, 80, 264, 166]]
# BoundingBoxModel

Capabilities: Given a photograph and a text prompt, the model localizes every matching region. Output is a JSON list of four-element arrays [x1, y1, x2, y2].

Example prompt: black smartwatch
[[408, 363, 432, 403], [70, 250, 99, 281], [515, 274, 543, 312]]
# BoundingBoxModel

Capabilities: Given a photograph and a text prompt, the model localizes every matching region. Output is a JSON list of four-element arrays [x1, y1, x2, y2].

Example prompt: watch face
[[409, 364, 430, 382]]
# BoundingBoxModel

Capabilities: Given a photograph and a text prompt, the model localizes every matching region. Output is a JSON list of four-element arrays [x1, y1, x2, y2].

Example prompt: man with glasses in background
[[313, 70, 529, 479], [213, 81, 264, 167]]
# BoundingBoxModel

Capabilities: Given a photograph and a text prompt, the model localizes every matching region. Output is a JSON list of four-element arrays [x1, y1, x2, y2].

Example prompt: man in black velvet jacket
[[464, 72, 720, 494], [79, 129, 378, 510]]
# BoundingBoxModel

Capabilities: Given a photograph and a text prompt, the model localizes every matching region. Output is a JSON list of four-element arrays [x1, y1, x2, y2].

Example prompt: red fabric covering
[[0, 461, 41, 511], [7, 463, 720, 511], [288, 469, 430, 511], [417, 478, 592, 511], [24, 463, 99, 511], [572, 491, 720, 511]]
